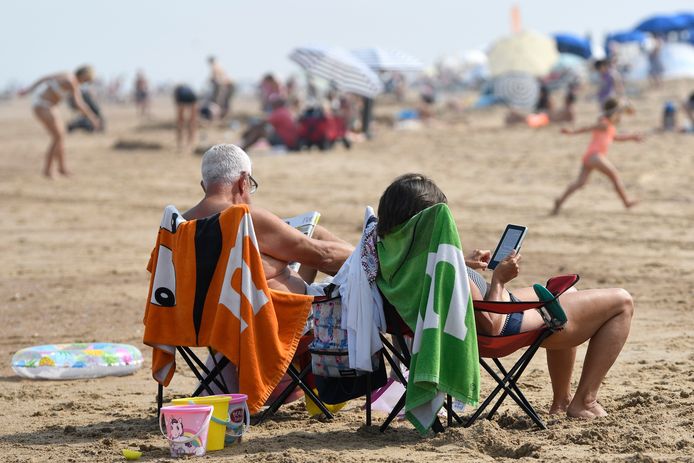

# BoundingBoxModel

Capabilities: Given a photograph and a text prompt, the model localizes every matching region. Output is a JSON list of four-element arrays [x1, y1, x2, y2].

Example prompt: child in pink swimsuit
[[552, 98, 643, 215]]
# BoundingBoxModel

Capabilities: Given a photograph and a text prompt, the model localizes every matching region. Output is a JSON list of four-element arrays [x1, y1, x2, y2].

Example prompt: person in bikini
[[183, 144, 353, 294], [19, 66, 101, 178], [377, 173, 635, 418], [552, 98, 642, 215]]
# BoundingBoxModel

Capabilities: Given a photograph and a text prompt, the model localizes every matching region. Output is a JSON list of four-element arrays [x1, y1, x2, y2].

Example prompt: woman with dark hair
[[377, 173, 635, 419], [19, 65, 101, 177]]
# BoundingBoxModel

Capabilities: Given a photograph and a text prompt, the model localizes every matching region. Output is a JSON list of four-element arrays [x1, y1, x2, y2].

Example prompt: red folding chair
[[464, 274, 579, 429]]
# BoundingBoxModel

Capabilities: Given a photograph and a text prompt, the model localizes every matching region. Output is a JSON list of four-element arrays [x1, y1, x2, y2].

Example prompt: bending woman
[[377, 173, 635, 419], [20, 66, 101, 177]]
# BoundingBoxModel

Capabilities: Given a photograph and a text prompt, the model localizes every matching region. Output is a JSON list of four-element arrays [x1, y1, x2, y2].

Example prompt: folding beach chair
[[464, 274, 579, 430], [145, 204, 333, 421], [367, 296, 461, 433]]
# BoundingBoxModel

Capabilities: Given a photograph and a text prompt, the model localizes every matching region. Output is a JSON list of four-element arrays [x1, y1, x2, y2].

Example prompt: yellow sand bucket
[[171, 395, 231, 451]]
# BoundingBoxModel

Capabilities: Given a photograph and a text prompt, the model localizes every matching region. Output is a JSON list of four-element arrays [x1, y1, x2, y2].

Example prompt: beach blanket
[[377, 203, 480, 434], [143, 204, 312, 413]]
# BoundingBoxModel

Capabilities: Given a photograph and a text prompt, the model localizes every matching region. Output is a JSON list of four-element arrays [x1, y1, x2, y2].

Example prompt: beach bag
[[308, 285, 379, 378]]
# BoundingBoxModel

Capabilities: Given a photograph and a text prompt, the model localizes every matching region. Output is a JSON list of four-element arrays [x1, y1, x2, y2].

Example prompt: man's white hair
[[201, 144, 252, 188]]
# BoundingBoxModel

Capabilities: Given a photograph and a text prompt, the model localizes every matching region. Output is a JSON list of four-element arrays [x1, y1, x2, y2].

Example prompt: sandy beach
[[1, 82, 693, 462]]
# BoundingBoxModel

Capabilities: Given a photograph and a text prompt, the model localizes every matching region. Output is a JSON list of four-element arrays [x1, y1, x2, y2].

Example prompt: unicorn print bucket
[[159, 405, 213, 457]]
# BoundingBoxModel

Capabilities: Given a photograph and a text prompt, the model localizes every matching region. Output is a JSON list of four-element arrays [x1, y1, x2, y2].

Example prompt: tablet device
[[487, 224, 527, 270]]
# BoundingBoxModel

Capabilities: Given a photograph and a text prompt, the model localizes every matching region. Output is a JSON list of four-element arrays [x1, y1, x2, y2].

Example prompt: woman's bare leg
[[34, 106, 66, 177], [553, 164, 592, 215], [539, 288, 634, 418], [513, 285, 578, 413], [546, 347, 577, 413], [590, 156, 638, 208]]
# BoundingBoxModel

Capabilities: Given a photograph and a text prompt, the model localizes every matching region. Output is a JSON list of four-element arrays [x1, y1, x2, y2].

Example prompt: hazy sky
[[3, 0, 692, 88]]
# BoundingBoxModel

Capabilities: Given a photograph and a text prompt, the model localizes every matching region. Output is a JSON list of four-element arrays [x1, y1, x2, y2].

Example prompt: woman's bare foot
[[43, 169, 54, 179], [566, 400, 607, 419], [549, 397, 572, 415], [625, 199, 639, 209], [58, 168, 72, 177], [551, 198, 561, 216]]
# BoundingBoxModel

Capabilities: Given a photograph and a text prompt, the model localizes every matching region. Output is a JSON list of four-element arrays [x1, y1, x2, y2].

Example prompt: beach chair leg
[[157, 383, 163, 415], [380, 392, 406, 433], [447, 395, 452, 427], [432, 417, 445, 434], [288, 364, 334, 420], [190, 355, 230, 396], [481, 358, 546, 429], [366, 373, 372, 427], [257, 366, 304, 423]]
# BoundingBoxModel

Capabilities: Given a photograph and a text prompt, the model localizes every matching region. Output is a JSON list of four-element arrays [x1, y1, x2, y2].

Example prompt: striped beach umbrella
[[488, 30, 559, 77], [492, 72, 540, 110], [351, 48, 424, 72], [290, 46, 384, 98]]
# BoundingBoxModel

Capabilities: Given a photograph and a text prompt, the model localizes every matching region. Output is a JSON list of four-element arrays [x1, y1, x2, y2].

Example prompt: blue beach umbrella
[[604, 30, 648, 55], [553, 33, 592, 59], [635, 14, 690, 34], [675, 13, 694, 29]]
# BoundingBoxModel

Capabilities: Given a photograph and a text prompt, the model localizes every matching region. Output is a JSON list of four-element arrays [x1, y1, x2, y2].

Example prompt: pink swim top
[[585, 117, 616, 156]]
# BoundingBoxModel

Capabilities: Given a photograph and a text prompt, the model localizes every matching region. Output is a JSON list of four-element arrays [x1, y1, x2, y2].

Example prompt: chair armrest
[[545, 274, 580, 297], [473, 299, 549, 314], [473, 274, 579, 315]]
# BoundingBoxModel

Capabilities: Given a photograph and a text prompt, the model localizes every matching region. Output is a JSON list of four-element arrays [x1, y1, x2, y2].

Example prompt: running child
[[552, 98, 643, 215]]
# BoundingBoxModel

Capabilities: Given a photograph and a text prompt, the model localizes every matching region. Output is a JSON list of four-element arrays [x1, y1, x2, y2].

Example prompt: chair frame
[[157, 346, 231, 414], [156, 345, 335, 423], [256, 335, 335, 423], [464, 274, 580, 430], [368, 298, 461, 433]]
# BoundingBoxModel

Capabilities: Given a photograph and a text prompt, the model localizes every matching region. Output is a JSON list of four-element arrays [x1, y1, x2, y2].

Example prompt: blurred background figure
[[173, 84, 198, 152], [241, 95, 299, 152], [258, 73, 283, 113], [207, 56, 235, 119], [134, 70, 150, 117], [285, 75, 301, 112], [67, 84, 104, 133], [681, 92, 694, 132], [595, 59, 624, 108], [18, 65, 101, 178], [647, 37, 664, 88]]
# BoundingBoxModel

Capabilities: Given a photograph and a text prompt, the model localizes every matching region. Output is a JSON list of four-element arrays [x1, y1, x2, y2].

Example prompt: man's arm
[[251, 206, 354, 274]]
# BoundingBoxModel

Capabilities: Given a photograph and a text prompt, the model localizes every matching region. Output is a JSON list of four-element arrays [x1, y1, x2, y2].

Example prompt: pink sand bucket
[[159, 405, 214, 457], [220, 393, 250, 445]]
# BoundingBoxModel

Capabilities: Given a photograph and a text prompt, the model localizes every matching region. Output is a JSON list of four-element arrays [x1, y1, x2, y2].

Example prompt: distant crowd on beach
[[14, 45, 694, 196]]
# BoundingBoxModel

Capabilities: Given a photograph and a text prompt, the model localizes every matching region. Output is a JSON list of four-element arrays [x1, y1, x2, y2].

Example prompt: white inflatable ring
[[11, 343, 143, 380]]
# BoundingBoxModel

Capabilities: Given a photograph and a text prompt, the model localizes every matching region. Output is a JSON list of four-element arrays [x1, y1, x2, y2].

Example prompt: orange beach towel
[[143, 204, 312, 413]]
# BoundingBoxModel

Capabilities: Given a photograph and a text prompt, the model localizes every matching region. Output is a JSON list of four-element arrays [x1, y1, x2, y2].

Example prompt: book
[[283, 211, 321, 271]]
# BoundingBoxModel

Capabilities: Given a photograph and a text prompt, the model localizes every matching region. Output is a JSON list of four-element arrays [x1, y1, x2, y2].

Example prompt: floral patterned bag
[[309, 285, 378, 377]]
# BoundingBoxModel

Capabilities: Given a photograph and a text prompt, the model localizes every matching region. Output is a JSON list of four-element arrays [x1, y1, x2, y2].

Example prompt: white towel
[[332, 206, 385, 371]]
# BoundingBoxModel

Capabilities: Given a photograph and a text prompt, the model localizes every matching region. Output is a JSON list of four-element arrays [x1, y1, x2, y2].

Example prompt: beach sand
[[1, 82, 693, 462]]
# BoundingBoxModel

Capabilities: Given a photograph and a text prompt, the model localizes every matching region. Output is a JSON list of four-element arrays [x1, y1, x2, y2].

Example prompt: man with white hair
[[184, 144, 353, 294]]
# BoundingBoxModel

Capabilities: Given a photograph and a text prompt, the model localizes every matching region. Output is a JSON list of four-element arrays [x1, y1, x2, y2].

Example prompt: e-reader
[[487, 224, 527, 270]]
